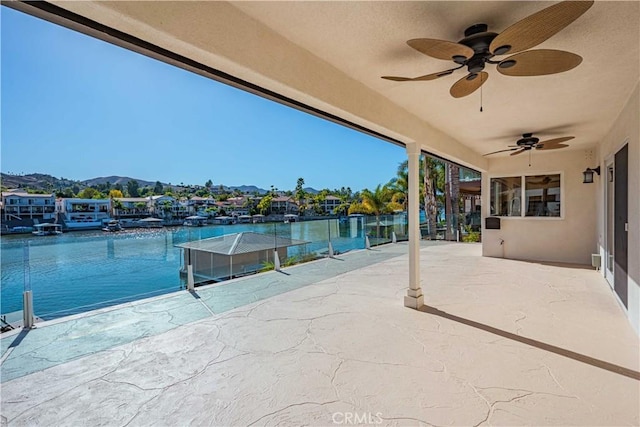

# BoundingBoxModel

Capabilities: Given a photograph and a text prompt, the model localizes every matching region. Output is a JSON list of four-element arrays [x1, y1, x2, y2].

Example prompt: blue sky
[[0, 7, 406, 192]]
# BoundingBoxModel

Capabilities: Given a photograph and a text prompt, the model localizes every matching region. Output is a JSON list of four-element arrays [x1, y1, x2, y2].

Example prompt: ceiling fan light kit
[[382, 0, 594, 99]]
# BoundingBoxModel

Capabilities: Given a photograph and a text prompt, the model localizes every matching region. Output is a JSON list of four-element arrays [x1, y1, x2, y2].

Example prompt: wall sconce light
[[582, 166, 601, 184]]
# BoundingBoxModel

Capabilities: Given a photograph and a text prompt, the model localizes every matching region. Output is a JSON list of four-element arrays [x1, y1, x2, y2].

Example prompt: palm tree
[[361, 184, 392, 239], [444, 163, 461, 240], [294, 178, 306, 216], [111, 198, 124, 219], [423, 157, 442, 240], [387, 162, 409, 210]]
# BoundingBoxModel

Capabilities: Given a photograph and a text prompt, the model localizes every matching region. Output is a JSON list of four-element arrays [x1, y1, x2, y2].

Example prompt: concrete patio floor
[[1, 242, 638, 426]]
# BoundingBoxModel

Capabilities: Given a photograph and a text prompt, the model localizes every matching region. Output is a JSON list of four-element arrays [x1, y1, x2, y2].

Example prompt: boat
[[137, 217, 164, 228], [32, 223, 63, 236], [284, 214, 299, 223], [183, 215, 207, 227], [237, 215, 252, 224], [102, 220, 123, 232]]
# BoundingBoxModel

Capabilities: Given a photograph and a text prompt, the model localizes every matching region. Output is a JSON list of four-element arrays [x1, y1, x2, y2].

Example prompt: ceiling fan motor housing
[[517, 133, 540, 147], [459, 24, 498, 74]]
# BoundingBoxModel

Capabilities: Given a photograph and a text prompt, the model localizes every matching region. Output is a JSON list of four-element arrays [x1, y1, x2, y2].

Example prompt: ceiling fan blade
[[381, 68, 456, 82], [483, 148, 520, 156], [450, 72, 488, 98], [407, 38, 474, 61], [510, 148, 527, 156], [497, 49, 582, 76], [538, 136, 575, 145], [489, 0, 594, 55], [537, 144, 569, 150]]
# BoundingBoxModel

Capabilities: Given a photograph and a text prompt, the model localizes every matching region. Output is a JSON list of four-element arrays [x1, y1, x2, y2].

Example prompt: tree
[[109, 189, 124, 199], [154, 181, 164, 195], [138, 187, 153, 197], [205, 179, 213, 190], [77, 187, 99, 199], [161, 200, 173, 219], [295, 178, 306, 206], [444, 163, 461, 241], [348, 202, 371, 215], [423, 157, 440, 240], [111, 198, 124, 217], [127, 180, 140, 197], [257, 194, 273, 215], [387, 161, 410, 210], [134, 202, 147, 213], [361, 184, 392, 238]]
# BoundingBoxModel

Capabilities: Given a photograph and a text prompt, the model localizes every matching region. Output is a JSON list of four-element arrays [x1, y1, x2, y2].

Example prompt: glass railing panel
[[0, 216, 379, 326]]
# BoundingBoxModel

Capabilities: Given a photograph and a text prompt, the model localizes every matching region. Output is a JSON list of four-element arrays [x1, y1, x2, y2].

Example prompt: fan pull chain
[[529, 150, 532, 167], [480, 74, 483, 112]]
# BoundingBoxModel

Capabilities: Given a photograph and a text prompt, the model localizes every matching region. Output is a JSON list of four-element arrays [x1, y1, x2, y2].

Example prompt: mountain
[[1, 173, 272, 194], [1, 173, 80, 191], [82, 176, 158, 188], [227, 185, 267, 194], [303, 187, 319, 194]]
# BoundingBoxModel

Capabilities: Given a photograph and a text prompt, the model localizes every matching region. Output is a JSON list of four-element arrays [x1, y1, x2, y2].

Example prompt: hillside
[[1, 173, 276, 194], [82, 176, 158, 187], [0, 173, 79, 191]]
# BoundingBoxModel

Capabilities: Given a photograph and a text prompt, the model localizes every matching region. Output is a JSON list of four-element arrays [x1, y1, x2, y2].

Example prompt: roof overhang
[[10, 1, 640, 172]]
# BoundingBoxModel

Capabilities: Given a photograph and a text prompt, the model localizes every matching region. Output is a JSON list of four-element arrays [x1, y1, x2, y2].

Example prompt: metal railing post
[[23, 242, 34, 328]]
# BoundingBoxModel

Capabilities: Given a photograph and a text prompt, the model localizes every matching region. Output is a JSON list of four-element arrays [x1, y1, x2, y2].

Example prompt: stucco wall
[[596, 82, 639, 335], [481, 149, 597, 265]]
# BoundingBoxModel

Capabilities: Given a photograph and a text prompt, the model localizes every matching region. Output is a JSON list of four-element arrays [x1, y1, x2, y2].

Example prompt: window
[[490, 176, 521, 216], [490, 174, 561, 218], [525, 174, 560, 217]]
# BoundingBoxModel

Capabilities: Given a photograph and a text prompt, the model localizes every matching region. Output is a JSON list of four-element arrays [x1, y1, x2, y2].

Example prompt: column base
[[406, 288, 422, 298], [404, 294, 424, 309]]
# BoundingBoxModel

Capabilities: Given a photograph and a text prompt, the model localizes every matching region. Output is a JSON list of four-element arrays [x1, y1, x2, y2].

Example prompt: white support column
[[404, 143, 424, 309]]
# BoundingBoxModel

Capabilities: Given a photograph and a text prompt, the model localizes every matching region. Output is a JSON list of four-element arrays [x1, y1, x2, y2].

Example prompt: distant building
[[216, 196, 252, 217], [113, 197, 150, 219], [188, 196, 217, 215], [270, 196, 298, 215], [320, 195, 344, 214], [147, 195, 187, 219], [56, 198, 111, 229], [1, 189, 56, 222]]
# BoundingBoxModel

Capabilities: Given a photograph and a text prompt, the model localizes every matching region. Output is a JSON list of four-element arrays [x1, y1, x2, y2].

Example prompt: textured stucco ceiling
[[44, 0, 640, 167], [230, 1, 639, 158]]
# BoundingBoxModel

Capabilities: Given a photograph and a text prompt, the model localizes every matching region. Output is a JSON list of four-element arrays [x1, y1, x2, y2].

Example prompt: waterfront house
[[227, 196, 251, 217], [319, 195, 343, 215], [1, 189, 55, 224], [187, 196, 217, 216], [269, 196, 298, 215], [147, 195, 179, 219], [112, 197, 150, 220], [56, 198, 111, 230]]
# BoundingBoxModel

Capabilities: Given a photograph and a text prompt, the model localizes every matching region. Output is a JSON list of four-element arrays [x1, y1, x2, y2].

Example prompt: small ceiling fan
[[483, 133, 574, 157], [381, 0, 593, 98]]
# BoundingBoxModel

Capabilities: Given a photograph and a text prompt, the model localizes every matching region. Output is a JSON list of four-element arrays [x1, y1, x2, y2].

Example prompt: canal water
[[1, 219, 370, 320]]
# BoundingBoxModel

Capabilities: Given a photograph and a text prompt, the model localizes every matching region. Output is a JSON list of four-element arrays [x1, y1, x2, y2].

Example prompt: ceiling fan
[[483, 133, 574, 157], [381, 1, 593, 98]]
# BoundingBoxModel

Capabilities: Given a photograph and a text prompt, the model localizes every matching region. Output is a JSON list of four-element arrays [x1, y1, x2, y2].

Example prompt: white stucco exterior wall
[[481, 149, 597, 265], [596, 82, 639, 335]]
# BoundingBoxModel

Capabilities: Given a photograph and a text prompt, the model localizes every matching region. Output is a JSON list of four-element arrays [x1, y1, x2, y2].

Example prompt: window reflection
[[490, 177, 521, 216], [524, 174, 561, 217]]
